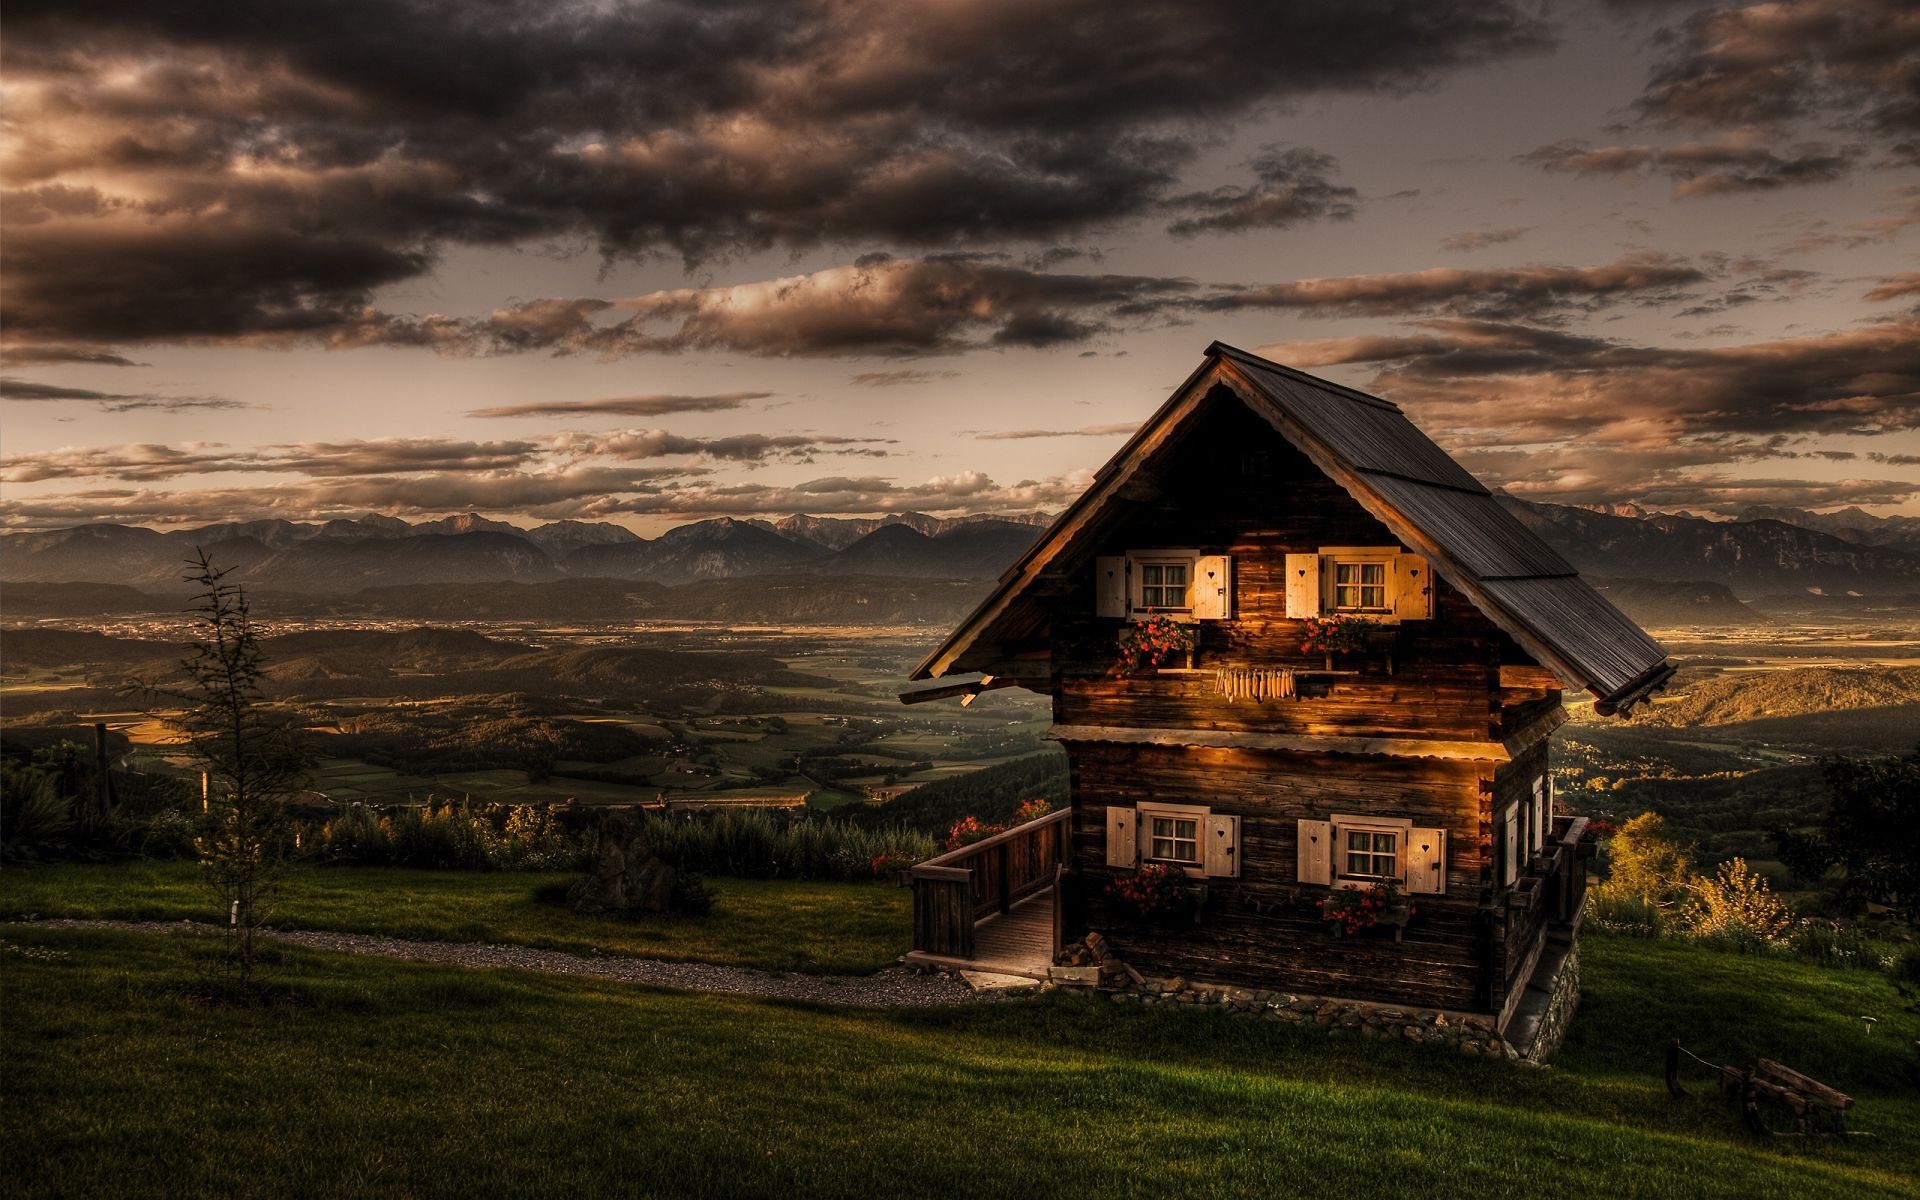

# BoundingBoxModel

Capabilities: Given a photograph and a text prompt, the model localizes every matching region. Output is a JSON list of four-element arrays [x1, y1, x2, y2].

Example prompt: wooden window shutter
[[1284, 553, 1320, 619], [1095, 556, 1128, 618], [1531, 778, 1548, 853], [1296, 818, 1331, 886], [1408, 827, 1447, 895], [1203, 813, 1240, 878], [1392, 553, 1433, 621], [1105, 806, 1138, 868], [1502, 802, 1520, 886], [1192, 555, 1232, 620]]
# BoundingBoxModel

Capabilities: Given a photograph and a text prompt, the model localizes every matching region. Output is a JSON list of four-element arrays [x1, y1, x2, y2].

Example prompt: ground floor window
[[1149, 814, 1201, 865], [1343, 827, 1399, 880]]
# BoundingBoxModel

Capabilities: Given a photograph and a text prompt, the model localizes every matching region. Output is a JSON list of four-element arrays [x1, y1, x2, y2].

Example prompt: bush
[[306, 800, 588, 872], [139, 809, 201, 859], [1786, 919, 1882, 971], [1588, 886, 1664, 937], [1682, 857, 1792, 945], [0, 761, 70, 863], [1891, 944, 1920, 987], [636, 807, 932, 882]]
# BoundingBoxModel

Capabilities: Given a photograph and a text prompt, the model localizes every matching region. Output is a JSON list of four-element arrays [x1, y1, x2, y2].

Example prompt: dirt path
[[16, 919, 994, 1008]]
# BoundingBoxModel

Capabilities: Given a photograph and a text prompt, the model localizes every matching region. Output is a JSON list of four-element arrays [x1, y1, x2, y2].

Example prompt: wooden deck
[[907, 808, 1069, 978], [904, 886, 1057, 979]]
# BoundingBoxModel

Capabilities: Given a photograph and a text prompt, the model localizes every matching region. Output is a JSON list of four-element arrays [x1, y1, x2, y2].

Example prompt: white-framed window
[[1139, 801, 1208, 872], [1299, 815, 1445, 894], [1285, 548, 1431, 622], [1343, 827, 1399, 880], [1110, 801, 1240, 878], [1096, 551, 1232, 621], [1330, 814, 1413, 886], [1135, 557, 1192, 613], [1149, 813, 1201, 864], [1324, 548, 1396, 615]]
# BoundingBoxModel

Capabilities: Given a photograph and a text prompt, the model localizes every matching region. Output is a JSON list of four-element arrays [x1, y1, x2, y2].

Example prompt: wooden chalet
[[899, 342, 1672, 1053]]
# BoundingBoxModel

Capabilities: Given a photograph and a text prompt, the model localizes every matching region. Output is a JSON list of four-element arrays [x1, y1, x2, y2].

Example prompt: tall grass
[[635, 807, 934, 882], [305, 800, 584, 872], [301, 801, 933, 882]]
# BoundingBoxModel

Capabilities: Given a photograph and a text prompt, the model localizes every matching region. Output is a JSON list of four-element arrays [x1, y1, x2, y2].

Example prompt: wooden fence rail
[[909, 808, 1072, 960]]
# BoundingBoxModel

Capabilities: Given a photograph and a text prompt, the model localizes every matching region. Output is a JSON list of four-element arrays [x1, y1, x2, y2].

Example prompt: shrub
[[1600, 812, 1693, 915], [944, 815, 1001, 851], [1891, 944, 1920, 987], [1011, 798, 1053, 824], [0, 761, 70, 863], [1107, 862, 1191, 919], [139, 809, 201, 859], [1786, 919, 1881, 970], [1588, 886, 1665, 937], [637, 807, 932, 882], [1683, 857, 1792, 945], [667, 870, 717, 917]]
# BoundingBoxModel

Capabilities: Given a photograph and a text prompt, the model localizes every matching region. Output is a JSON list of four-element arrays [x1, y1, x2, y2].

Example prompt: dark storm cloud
[[549, 430, 893, 463], [0, 428, 886, 486], [1439, 227, 1532, 252], [975, 423, 1137, 440], [848, 369, 959, 387], [1517, 136, 1856, 196], [1864, 273, 1920, 302], [354, 252, 1717, 362], [0, 377, 245, 412], [1632, 0, 1920, 163], [0, 437, 545, 484], [1269, 315, 1920, 444], [1163, 147, 1360, 236], [0, 346, 146, 368], [1265, 316, 1920, 510], [412, 256, 1205, 359], [0, 0, 1551, 347], [466, 392, 769, 420], [0, 468, 1085, 529], [1199, 255, 1710, 321]]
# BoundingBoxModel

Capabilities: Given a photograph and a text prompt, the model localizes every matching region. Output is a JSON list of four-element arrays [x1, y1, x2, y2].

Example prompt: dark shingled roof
[[912, 342, 1672, 714]]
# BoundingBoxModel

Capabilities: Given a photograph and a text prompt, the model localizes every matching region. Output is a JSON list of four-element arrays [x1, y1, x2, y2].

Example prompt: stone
[[566, 811, 680, 916]]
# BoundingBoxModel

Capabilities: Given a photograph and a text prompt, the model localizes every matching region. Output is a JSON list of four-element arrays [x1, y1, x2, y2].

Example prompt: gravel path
[[16, 919, 992, 1008]]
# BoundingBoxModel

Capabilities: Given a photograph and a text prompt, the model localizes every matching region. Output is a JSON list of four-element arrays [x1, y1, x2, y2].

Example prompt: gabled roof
[[911, 342, 1673, 714]]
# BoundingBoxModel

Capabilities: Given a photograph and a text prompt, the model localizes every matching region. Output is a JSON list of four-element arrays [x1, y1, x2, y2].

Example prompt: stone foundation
[[1517, 941, 1580, 1064], [1092, 972, 1520, 1059]]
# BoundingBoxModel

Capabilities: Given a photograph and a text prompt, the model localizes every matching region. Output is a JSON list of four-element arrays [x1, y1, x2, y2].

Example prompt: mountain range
[[3, 501, 1919, 604], [0, 512, 1050, 593]]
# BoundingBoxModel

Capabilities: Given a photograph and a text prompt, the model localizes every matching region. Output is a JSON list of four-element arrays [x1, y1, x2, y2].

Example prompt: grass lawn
[[0, 861, 910, 975], [1, 926, 1914, 1199]]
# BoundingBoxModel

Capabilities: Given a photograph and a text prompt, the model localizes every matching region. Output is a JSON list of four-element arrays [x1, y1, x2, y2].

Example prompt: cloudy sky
[[2, 0, 1916, 533]]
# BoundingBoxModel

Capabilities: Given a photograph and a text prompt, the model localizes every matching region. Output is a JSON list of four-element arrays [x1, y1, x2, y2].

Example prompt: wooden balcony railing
[[1545, 815, 1593, 927], [910, 807, 1072, 960]]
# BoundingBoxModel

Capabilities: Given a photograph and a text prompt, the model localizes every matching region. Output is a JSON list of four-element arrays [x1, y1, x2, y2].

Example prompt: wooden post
[[87, 722, 112, 833], [998, 841, 1011, 914]]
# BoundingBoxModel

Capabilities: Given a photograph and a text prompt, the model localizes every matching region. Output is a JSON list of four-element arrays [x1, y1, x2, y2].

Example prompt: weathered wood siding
[[1066, 742, 1495, 1010], [1045, 399, 1516, 743], [1029, 393, 1578, 1014]]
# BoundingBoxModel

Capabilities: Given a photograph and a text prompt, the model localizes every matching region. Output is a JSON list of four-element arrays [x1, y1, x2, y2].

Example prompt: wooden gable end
[[909, 342, 1670, 716]]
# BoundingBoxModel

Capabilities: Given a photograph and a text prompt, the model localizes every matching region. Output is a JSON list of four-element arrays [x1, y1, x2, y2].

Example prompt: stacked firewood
[[1055, 931, 1112, 968]]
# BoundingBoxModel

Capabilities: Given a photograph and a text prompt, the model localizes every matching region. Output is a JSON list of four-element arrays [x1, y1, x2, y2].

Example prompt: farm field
[[1, 922, 1913, 1200]]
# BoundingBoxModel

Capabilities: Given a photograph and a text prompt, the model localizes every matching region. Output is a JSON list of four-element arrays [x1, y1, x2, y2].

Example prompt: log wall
[[1039, 394, 1573, 1015]]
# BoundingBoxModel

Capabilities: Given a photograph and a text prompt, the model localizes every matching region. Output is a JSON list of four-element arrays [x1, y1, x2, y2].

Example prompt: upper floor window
[[1148, 814, 1201, 865], [1330, 558, 1390, 613], [1136, 559, 1191, 612], [1096, 551, 1232, 621]]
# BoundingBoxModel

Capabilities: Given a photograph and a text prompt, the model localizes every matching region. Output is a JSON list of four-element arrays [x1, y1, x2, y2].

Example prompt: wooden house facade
[[901, 343, 1672, 1054]]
